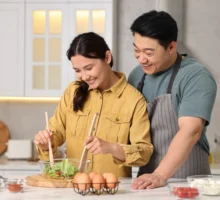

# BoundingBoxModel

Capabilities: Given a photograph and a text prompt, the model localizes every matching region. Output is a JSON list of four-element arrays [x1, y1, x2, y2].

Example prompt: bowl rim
[[187, 175, 213, 180], [38, 158, 91, 164], [4, 179, 26, 184]]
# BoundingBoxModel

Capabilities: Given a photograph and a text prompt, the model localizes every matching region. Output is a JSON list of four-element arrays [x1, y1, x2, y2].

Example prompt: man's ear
[[168, 41, 177, 54], [105, 51, 112, 64]]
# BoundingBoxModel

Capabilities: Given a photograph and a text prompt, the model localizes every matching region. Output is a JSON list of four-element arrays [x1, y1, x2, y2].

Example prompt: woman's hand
[[84, 136, 111, 155], [34, 129, 53, 150], [131, 171, 166, 189]]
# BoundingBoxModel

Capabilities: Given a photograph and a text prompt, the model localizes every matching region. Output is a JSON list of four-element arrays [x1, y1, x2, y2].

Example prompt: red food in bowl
[[7, 183, 23, 193], [172, 187, 199, 199]]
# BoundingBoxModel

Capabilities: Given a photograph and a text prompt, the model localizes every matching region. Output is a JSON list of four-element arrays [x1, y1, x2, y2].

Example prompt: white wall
[[116, 0, 155, 77], [0, 102, 58, 139], [183, 0, 220, 150]]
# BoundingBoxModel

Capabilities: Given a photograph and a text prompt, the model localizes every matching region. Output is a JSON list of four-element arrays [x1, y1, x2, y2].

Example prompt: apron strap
[[166, 53, 182, 94], [137, 73, 146, 93]]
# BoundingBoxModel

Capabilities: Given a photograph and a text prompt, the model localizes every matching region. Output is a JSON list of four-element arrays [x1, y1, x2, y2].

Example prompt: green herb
[[43, 159, 78, 178]]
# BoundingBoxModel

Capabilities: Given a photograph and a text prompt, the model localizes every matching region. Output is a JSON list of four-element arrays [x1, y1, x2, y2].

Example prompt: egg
[[92, 173, 105, 190], [88, 171, 97, 181], [73, 172, 82, 188], [74, 172, 91, 191], [105, 173, 118, 189], [102, 172, 109, 179]]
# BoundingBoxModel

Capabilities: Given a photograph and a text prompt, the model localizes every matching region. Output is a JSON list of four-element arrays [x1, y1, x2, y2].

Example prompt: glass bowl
[[5, 179, 26, 193], [168, 182, 201, 199], [187, 175, 220, 196], [39, 158, 91, 179], [0, 178, 4, 189]]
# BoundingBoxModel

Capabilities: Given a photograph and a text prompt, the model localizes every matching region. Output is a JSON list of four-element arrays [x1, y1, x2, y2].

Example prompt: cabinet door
[[25, 3, 71, 97], [67, 2, 113, 84], [0, 3, 24, 96], [69, 2, 113, 48]]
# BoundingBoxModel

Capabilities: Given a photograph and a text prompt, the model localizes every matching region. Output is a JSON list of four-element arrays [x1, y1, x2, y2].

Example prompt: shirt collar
[[88, 71, 127, 98]]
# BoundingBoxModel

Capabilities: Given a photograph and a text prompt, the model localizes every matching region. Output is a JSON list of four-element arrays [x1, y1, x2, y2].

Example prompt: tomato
[[172, 187, 178, 196], [187, 188, 199, 198], [56, 171, 61, 176], [177, 188, 187, 198]]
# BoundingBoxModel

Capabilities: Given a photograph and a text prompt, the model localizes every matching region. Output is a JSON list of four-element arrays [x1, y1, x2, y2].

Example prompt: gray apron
[[137, 53, 210, 178]]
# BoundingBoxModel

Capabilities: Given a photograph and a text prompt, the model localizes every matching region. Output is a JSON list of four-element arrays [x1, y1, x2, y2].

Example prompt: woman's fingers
[[84, 136, 94, 145], [34, 129, 53, 150]]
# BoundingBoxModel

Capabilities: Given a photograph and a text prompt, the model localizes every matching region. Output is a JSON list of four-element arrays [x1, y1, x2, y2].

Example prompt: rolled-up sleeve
[[113, 97, 153, 167], [37, 83, 74, 160]]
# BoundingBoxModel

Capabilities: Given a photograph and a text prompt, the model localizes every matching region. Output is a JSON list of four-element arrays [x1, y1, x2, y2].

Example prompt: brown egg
[[92, 173, 105, 190], [102, 172, 109, 179], [105, 173, 118, 189], [88, 171, 97, 181], [73, 172, 82, 188], [75, 172, 91, 191]]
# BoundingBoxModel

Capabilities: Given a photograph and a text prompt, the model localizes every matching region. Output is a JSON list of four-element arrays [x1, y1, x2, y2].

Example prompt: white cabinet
[[0, 3, 24, 96], [0, 0, 116, 97], [25, 3, 70, 97], [25, 0, 116, 97]]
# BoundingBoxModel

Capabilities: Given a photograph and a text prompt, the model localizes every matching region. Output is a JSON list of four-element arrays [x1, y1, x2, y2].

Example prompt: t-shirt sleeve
[[128, 66, 142, 87], [178, 73, 217, 126]]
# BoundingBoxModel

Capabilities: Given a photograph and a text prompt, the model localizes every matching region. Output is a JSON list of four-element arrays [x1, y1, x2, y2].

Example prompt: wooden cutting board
[[26, 174, 73, 188], [0, 121, 10, 155]]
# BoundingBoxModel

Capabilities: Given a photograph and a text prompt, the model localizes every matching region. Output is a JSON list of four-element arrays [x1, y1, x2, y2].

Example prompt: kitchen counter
[[0, 177, 220, 200], [0, 159, 39, 171], [1, 159, 220, 199]]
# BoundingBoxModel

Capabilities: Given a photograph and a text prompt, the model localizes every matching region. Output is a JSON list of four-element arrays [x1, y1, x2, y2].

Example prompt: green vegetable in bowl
[[43, 159, 78, 178]]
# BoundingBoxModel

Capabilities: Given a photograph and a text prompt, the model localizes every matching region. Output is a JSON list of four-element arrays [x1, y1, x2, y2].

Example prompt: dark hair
[[66, 32, 113, 112], [130, 10, 178, 49]]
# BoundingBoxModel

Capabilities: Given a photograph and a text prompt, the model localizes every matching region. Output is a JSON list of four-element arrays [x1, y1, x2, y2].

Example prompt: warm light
[[33, 11, 46, 34], [92, 10, 106, 34], [0, 97, 60, 102], [76, 10, 89, 33], [49, 11, 62, 34]]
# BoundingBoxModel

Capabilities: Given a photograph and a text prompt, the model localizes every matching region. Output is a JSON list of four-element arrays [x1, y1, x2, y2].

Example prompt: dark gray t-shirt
[[128, 55, 217, 154]]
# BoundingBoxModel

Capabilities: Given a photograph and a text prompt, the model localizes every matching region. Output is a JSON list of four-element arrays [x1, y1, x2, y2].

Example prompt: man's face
[[133, 33, 172, 75]]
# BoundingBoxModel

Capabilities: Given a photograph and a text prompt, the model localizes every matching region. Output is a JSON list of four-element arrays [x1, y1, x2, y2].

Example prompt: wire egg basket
[[72, 181, 120, 196]]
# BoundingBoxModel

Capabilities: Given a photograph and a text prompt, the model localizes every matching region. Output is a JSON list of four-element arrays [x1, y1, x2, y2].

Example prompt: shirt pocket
[[106, 113, 131, 143], [66, 108, 90, 140]]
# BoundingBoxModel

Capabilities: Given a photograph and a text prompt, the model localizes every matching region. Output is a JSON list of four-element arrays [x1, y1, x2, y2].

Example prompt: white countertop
[[0, 159, 40, 171], [1, 159, 220, 199], [1, 177, 220, 200]]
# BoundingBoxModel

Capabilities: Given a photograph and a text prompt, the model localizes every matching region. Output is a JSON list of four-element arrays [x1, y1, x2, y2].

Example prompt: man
[[128, 10, 217, 189]]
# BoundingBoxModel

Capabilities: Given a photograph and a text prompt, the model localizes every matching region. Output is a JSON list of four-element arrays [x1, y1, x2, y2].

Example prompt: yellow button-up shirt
[[38, 72, 153, 177]]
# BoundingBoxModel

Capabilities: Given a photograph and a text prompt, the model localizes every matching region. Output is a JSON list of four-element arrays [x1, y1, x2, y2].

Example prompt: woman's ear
[[105, 51, 112, 64]]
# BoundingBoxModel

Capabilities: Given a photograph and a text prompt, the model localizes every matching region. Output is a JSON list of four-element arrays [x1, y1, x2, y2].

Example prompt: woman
[[34, 32, 153, 177]]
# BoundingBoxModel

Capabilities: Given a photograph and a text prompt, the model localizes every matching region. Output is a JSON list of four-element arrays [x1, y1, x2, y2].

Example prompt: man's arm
[[131, 116, 205, 189]]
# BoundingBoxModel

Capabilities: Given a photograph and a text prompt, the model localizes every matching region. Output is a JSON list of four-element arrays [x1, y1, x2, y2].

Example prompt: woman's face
[[71, 54, 111, 91]]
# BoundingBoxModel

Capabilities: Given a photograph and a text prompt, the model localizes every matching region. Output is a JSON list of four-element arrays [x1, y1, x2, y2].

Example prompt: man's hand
[[84, 136, 111, 155], [131, 171, 166, 189]]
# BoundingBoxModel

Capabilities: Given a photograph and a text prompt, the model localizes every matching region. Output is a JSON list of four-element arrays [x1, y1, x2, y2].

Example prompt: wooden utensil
[[79, 113, 98, 172], [0, 121, 10, 155], [26, 174, 72, 188], [45, 112, 54, 168]]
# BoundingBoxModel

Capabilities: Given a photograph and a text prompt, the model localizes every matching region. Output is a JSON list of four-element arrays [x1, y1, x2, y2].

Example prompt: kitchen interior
[[1, 0, 220, 199]]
